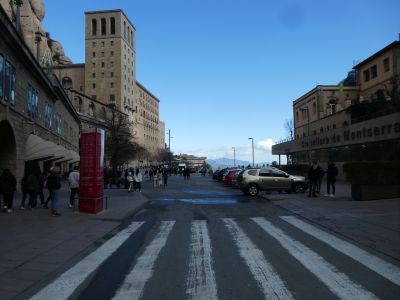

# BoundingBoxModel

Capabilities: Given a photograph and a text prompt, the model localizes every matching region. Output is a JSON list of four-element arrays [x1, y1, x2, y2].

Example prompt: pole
[[248, 138, 254, 167], [168, 129, 171, 167], [232, 147, 236, 167]]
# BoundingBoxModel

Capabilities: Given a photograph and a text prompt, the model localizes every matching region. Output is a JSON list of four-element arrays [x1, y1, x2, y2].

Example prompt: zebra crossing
[[30, 216, 400, 300]]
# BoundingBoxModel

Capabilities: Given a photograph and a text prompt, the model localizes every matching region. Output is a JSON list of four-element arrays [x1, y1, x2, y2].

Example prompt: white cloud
[[256, 139, 275, 151]]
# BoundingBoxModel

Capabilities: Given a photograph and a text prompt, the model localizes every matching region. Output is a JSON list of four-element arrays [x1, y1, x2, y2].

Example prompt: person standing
[[134, 168, 143, 192], [307, 161, 319, 197], [162, 168, 169, 186], [315, 163, 324, 194], [26, 168, 41, 208], [326, 161, 339, 197], [127, 171, 134, 192], [47, 167, 62, 216], [0, 169, 17, 212], [68, 166, 80, 208]]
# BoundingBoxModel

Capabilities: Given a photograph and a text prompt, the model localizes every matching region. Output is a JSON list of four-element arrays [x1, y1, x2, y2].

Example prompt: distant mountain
[[206, 158, 271, 169]]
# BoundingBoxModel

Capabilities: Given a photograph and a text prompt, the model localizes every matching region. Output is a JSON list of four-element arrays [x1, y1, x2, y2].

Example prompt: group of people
[[0, 166, 80, 217], [307, 160, 338, 198], [126, 168, 143, 192]]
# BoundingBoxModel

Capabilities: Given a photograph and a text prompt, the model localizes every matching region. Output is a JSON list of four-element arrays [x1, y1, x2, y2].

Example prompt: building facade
[[0, 6, 80, 182], [272, 41, 400, 173]]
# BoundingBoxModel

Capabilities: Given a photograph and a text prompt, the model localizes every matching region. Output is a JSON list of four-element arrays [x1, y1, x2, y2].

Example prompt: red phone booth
[[79, 128, 105, 213]]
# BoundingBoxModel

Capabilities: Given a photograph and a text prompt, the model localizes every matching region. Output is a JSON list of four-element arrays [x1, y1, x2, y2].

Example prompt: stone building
[[272, 41, 400, 173], [0, 5, 80, 183]]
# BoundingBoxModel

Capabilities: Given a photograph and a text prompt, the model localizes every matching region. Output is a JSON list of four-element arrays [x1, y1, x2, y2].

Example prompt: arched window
[[312, 102, 316, 115], [91, 19, 97, 36], [89, 102, 95, 116], [110, 17, 115, 34], [127, 26, 130, 44], [124, 21, 126, 39], [62, 77, 72, 89], [101, 18, 106, 35], [131, 30, 134, 47]]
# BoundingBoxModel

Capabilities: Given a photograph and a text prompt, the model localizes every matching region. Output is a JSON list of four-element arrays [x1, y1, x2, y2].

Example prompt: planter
[[351, 184, 400, 201]]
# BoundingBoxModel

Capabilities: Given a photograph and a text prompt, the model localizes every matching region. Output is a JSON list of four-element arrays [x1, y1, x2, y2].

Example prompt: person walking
[[46, 167, 62, 216], [307, 160, 319, 197], [134, 168, 143, 192], [316, 163, 324, 194], [26, 168, 41, 208], [127, 171, 134, 192], [68, 166, 80, 208], [0, 169, 17, 212], [325, 161, 339, 197], [162, 168, 169, 186], [20, 173, 29, 209]]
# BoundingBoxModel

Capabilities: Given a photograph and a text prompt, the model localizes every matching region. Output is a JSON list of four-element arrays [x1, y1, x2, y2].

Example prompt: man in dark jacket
[[26, 168, 42, 208], [0, 169, 17, 212], [326, 161, 339, 197], [308, 160, 321, 197], [46, 167, 62, 216]]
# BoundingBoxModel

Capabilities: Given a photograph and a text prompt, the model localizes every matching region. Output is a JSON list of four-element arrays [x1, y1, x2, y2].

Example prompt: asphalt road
[[31, 174, 400, 300]]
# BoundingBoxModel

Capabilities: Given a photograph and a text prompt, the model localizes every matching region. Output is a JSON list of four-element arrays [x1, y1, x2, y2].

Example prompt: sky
[[42, 0, 400, 163]]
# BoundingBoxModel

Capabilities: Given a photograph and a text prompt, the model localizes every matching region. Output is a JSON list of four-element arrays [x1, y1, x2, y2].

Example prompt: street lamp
[[300, 107, 310, 162], [232, 147, 236, 167], [248, 138, 254, 167]]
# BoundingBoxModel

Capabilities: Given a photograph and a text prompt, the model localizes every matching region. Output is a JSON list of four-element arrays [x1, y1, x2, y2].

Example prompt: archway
[[0, 120, 17, 175]]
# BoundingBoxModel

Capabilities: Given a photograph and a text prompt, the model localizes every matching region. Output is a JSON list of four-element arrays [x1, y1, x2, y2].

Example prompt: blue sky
[[42, 0, 400, 163]]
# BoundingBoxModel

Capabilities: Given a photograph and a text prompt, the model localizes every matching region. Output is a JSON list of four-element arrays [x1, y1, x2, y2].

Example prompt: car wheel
[[293, 183, 304, 193], [247, 184, 259, 197]]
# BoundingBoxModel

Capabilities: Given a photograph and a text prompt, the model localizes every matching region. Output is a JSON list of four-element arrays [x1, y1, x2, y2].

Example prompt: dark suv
[[237, 167, 307, 196]]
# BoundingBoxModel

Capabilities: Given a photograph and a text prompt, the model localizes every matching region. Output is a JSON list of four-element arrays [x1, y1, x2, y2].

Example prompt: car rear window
[[247, 169, 257, 176]]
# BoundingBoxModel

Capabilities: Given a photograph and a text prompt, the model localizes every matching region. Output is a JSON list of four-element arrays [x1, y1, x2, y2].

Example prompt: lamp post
[[232, 147, 236, 167], [300, 107, 310, 162], [248, 137, 254, 167], [166, 129, 172, 166]]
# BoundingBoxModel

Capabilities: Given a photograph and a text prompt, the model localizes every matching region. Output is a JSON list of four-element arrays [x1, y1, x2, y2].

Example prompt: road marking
[[223, 218, 293, 300], [112, 221, 175, 300], [252, 217, 378, 300], [186, 220, 218, 300], [30, 222, 144, 300], [280, 215, 400, 286]]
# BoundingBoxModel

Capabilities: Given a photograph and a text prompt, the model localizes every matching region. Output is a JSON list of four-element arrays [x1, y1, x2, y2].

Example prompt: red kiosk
[[79, 128, 105, 213]]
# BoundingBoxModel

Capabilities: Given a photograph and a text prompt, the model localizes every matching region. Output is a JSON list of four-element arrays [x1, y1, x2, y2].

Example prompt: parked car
[[224, 169, 241, 186], [231, 169, 244, 188], [213, 170, 221, 180], [237, 167, 307, 196]]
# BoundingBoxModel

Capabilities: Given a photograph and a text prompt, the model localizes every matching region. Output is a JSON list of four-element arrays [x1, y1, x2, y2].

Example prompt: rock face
[[0, 0, 72, 65]]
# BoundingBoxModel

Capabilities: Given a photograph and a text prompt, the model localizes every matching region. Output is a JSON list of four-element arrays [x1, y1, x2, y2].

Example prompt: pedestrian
[[20, 173, 29, 209], [315, 163, 324, 194], [46, 167, 62, 216], [307, 160, 319, 197], [68, 166, 80, 208], [26, 167, 41, 208], [127, 171, 134, 192], [325, 161, 339, 197], [162, 168, 168, 186], [134, 168, 143, 192], [0, 168, 17, 212]]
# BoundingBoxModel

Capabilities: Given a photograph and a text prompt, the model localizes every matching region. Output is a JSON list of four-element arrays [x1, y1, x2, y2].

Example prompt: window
[[0, 54, 3, 98], [371, 65, 377, 78], [247, 170, 257, 176], [110, 72, 114, 77], [27, 85, 39, 119], [101, 18, 106, 35], [101, 52, 105, 57], [101, 72, 104, 78], [110, 82, 114, 88], [109, 94, 115, 102], [92, 52, 96, 58], [259, 170, 272, 177], [92, 83, 96, 89], [110, 17, 115, 35], [92, 42, 96, 47], [55, 114, 62, 135], [4, 60, 11, 101], [131, 31, 134, 47], [44, 102, 52, 128], [91, 19, 97, 36], [111, 51, 114, 56], [110, 61, 114, 67], [329, 103, 336, 115], [312, 102, 316, 115], [110, 41, 114, 46], [124, 21, 126, 39], [92, 73, 95, 78], [383, 58, 390, 72], [92, 63, 95, 68], [127, 26, 130, 44], [363, 69, 370, 82], [101, 62, 104, 67], [101, 41, 105, 47]]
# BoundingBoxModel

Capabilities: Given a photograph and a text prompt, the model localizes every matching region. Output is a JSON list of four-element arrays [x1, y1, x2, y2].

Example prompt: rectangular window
[[101, 62, 105, 67], [110, 94, 115, 102], [55, 114, 62, 134], [363, 69, 370, 82], [110, 72, 114, 77], [371, 65, 377, 78], [383, 58, 390, 72], [92, 73, 95, 78], [0, 54, 3, 98], [92, 42, 96, 47], [110, 51, 114, 56], [92, 52, 96, 58], [44, 102, 53, 128], [27, 85, 39, 119], [101, 52, 105, 57], [10, 66, 16, 104], [110, 41, 114, 46], [4, 60, 11, 101]]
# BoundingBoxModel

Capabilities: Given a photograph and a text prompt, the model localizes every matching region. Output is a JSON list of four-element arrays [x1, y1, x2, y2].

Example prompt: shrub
[[343, 161, 400, 185]]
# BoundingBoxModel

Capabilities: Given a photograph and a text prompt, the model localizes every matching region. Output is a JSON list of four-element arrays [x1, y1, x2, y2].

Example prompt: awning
[[43, 144, 70, 162], [24, 134, 57, 161], [70, 150, 80, 163], [54, 150, 79, 164]]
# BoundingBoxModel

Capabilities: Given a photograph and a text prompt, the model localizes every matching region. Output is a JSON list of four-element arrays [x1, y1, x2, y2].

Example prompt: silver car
[[237, 167, 307, 196]]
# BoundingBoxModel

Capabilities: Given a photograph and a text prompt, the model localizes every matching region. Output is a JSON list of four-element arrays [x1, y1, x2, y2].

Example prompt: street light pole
[[248, 138, 254, 167], [232, 147, 236, 167]]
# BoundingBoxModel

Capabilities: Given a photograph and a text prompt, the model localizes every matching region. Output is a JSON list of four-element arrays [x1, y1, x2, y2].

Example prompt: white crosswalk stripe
[[29, 221, 144, 300], [223, 218, 294, 300], [280, 215, 400, 286], [252, 217, 379, 300], [186, 220, 218, 300], [112, 221, 175, 300]]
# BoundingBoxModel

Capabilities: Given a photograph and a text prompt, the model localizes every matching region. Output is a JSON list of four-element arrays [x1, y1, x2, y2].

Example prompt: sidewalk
[[262, 180, 400, 261], [0, 182, 149, 300]]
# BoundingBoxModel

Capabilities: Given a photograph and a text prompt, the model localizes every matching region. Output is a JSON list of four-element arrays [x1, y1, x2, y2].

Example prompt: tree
[[104, 109, 140, 177], [284, 118, 294, 140]]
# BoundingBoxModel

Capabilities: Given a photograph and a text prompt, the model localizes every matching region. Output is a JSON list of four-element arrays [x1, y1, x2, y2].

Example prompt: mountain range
[[206, 158, 271, 169]]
